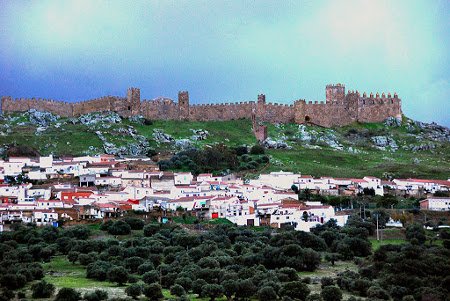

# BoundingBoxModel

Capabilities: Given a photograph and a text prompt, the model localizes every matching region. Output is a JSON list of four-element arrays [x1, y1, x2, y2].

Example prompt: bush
[[100, 220, 114, 231], [258, 286, 278, 301], [170, 284, 186, 297], [107, 266, 129, 285], [234, 146, 248, 156], [125, 256, 145, 273], [108, 220, 132, 235], [175, 276, 193, 292], [54, 287, 81, 301], [250, 144, 265, 155], [279, 281, 310, 301], [31, 280, 55, 298], [125, 283, 143, 299], [192, 279, 208, 296], [86, 261, 113, 281], [63, 225, 91, 240], [143, 270, 160, 284], [405, 223, 426, 245], [84, 290, 108, 301], [78, 253, 96, 266], [124, 218, 145, 230], [321, 286, 342, 301], [202, 284, 224, 301], [67, 251, 80, 264], [137, 262, 155, 275], [143, 283, 164, 301], [320, 277, 334, 289], [144, 224, 160, 237], [367, 286, 390, 300], [307, 293, 323, 301]]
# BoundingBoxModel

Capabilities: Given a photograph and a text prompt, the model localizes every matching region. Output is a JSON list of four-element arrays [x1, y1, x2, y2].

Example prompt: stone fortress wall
[[1, 84, 402, 127]]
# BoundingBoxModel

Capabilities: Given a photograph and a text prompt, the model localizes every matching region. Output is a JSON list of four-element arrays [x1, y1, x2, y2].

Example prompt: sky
[[0, 0, 449, 126]]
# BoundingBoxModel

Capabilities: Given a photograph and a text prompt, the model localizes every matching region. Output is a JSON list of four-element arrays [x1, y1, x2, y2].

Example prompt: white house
[[33, 210, 58, 226], [255, 171, 301, 190], [174, 172, 194, 185], [420, 197, 450, 211], [94, 176, 122, 187]]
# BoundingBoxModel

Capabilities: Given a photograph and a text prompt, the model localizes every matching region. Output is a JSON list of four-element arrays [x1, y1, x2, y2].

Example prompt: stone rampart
[[1, 84, 403, 127], [1, 97, 73, 117]]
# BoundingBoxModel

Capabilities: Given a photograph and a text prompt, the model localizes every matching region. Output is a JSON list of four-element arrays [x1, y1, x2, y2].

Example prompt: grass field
[[369, 238, 407, 250], [37, 255, 361, 301], [1, 113, 449, 179], [40, 256, 230, 300]]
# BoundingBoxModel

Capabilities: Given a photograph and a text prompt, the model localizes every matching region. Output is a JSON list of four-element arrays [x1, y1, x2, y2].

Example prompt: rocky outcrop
[[262, 138, 290, 149], [152, 129, 174, 143], [191, 129, 209, 141], [26, 109, 59, 127], [384, 117, 402, 127], [78, 112, 122, 126], [371, 136, 398, 151]]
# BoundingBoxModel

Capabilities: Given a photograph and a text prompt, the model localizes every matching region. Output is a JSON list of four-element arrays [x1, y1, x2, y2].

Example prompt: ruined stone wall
[[261, 103, 295, 123], [189, 102, 255, 121], [357, 93, 402, 123], [294, 101, 355, 127], [1, 85, 403, 127], [72, 96, 126, 116], [141, 99, 179, 120], [1, 96, 73, 117], [294, 92, 401, 127]]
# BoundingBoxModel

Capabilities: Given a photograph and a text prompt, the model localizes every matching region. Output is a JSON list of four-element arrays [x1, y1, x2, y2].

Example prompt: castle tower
[[178, 91, 189, 120], [326, 83, 345, 103], [256, 94, 266, 121], [126, 87, 141, 116]]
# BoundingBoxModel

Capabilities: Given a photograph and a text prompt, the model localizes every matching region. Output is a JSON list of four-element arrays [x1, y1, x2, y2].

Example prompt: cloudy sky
[[0, 0, 449, 125]]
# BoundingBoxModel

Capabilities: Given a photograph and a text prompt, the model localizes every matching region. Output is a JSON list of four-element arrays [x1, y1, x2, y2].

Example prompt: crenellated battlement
[[1, 83, 402, 127]]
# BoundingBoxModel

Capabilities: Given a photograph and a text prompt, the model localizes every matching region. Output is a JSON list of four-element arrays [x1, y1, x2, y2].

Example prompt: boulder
[[371, 136, 398, 151], [152, 129, 174, 143], [78, 112, 121, 126], [406, 143, 436, 152], [175, 139, 192, 150], [35, 127, 47, 135], [26, 109, 59, 127], [262, 138, 290, 149], [298, 125, 313, 142], [191, 129, 209, 141], [128, 115, 145, 125], [317, 132, 343, 150], [384, 117, 402, 127]]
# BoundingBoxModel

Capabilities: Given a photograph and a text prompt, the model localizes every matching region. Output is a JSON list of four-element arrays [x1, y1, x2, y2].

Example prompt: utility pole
[[376, 213, 380, 241]]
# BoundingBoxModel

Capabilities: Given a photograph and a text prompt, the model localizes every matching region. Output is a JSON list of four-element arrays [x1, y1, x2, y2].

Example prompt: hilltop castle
[[1, 84, 402, 127]]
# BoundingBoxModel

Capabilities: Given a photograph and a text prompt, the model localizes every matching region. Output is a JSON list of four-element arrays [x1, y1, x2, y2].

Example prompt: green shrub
[[250, 144, 265, 155], [31, 280, 55, 298], [54, 287, 81, 301]]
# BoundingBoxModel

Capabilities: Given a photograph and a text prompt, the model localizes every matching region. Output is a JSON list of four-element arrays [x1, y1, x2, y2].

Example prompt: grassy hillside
[[0, 111, 449, 179]]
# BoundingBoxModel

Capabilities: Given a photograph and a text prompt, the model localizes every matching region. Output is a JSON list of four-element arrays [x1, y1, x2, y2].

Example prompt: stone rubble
[[384, 116, 402, 127], [371, 136, 398, 151], [152, 129, 174, 143], [262, 137, 291, 149], [78, 112, 122, 126], [128, 115, 145, 124], [175, 139, 192, 150], [190, 129, 209, 141], [26, 109, 59, 127]]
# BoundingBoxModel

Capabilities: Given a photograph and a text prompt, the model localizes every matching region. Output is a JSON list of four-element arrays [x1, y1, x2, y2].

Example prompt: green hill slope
[[0, 111, 448, 179]]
